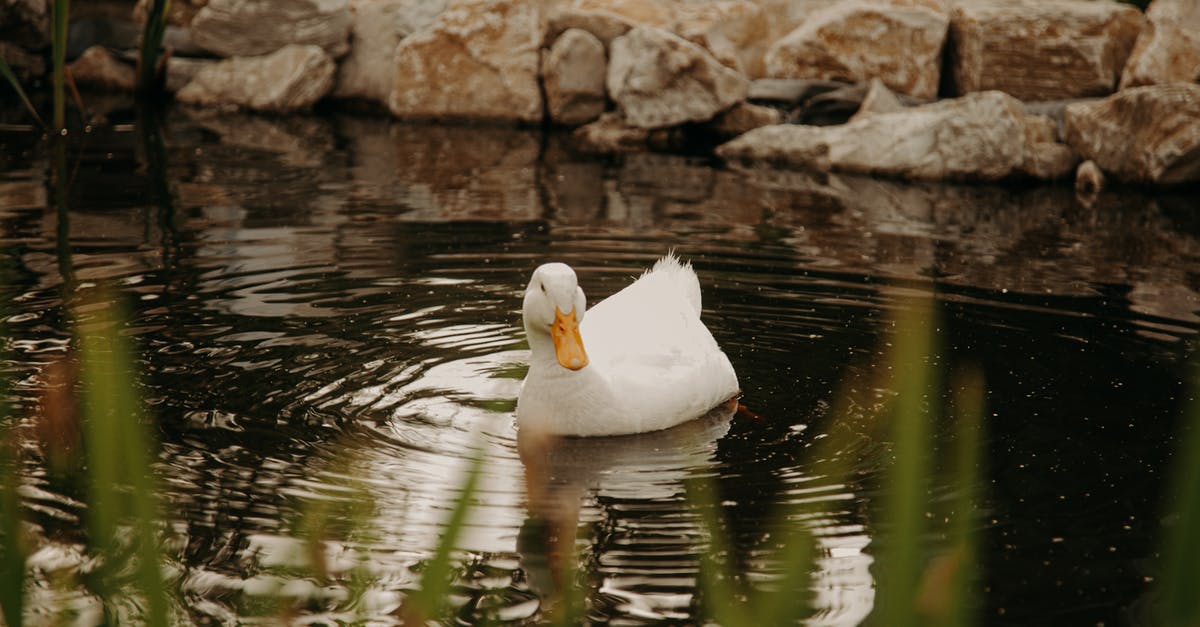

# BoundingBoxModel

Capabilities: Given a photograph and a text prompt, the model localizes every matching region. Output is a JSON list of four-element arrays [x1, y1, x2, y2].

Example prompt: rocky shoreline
[[4, 0, 1199, 186]]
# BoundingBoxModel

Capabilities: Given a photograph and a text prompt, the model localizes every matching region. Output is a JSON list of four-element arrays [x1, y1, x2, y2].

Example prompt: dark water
[[1, 101, 1198, 625]]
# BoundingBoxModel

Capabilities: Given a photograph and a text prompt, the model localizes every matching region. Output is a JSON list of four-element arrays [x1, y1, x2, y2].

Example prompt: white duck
[[517, 253, 739, 437]]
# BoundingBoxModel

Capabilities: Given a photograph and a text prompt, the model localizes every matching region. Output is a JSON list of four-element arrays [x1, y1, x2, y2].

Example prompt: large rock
[[67, 46, 136, 91], [948, 0, 1144, 100], [607, 25, 749, 129], [717, 90, 1078, 181], [545, 7, 636, 46], [1064, 83, 1200, 184], [1119, 0, 1200, 88], [190, 0, 352, 58], [674, 0, 771, 77], [334, 0, 446, 104], [388, 0, 542, 123], [572, 0, 675, 28], [176, 44, 336, 112], [1, 0, 49, 48], [543, 28, 607, 126], [762, 0, 949, 100]]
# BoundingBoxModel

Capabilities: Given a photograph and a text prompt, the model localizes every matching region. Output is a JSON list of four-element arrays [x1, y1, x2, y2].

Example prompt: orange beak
[[551, 307, 588, 371]]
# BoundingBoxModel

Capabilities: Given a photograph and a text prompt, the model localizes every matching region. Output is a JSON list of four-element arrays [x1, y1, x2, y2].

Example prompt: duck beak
[[551, 307, 588, 371]]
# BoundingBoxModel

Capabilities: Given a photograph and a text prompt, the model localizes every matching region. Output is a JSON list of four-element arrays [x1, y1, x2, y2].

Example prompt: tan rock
[[177, 44, 336, 112], [673, 0, 770, 77], [1064, 83, 1200, 184], [334, 0, 446, 104], [543, 28, 607, 126], [718, 91, 1077, 181], [948, 0, 1144, 100], [388, 0, 542, 123], [545, 7, 635, 46], [763, 0, 949, 100], [190, 0, 352, 58], [574, 112, 654, 152], [1075, 159, 1105, 206], [134, 0, 207, 28], [1120, 0, 1200, 88], [572, 0, 675, 28], [607, 25, 749, 129], [67, 46, 136, 91], [165, 57, 217, 93], [707, 102, 783, 138]]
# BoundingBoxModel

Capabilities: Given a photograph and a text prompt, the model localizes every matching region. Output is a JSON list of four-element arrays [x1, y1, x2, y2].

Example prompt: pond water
[[1, 101, 1198, 625]]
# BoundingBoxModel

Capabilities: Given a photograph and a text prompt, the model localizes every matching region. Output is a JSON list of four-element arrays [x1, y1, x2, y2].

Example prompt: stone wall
[[12, 0, 1200, 184]]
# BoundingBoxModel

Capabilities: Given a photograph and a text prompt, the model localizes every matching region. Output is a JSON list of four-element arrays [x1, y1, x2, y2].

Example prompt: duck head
[[523, 263, 588, 371]]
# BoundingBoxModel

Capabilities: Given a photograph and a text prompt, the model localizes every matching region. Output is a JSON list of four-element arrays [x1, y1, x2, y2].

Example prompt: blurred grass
[[51, 0, 69, 131], [0, 57, 45, 129], [76, 292, 170, 626], [1159, 377, 1200, 627], [2, 291, 1200, 625]]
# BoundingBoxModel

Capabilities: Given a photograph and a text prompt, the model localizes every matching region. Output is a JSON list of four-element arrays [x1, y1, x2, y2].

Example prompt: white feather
[[517, 253, 740, 437]]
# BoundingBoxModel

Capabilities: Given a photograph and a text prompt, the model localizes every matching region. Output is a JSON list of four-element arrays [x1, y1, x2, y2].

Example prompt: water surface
[[1, 103, 1197, 625]]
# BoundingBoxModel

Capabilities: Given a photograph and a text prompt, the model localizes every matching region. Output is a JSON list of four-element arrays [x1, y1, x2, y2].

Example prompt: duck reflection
[[515, 403, 735, 618]]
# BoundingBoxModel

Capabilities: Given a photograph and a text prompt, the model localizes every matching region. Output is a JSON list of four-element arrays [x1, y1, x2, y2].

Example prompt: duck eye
[[539, 283, 546, 293]]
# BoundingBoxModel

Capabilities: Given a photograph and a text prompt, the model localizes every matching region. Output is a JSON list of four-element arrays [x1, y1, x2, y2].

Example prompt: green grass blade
[[51, 0, 69, 131], [0, 56, 45, 129], [687, 476, 749, 627], [406, 453, 484, 622], [76, 291, 169, 626], [876, 297, 938, 627], [137, 0, 171, 93], [1159, 378, 1200, 627]]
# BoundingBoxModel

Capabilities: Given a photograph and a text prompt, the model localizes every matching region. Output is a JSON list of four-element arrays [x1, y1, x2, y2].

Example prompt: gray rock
[[190, 0, 352, 58], [718, 90, 1078, 182], [176, 44, 336, 112], [543, 28, 607, 126], [1064, 83, 1200, 184], [334, 0, 446, 104], [1120, 0, 1200, 88], [948, 0, 1144, 100], [165, 56, 217, 93], [607, 25, 749, 129], [849, 78, 905, 122], [763, 0, 949, 100]]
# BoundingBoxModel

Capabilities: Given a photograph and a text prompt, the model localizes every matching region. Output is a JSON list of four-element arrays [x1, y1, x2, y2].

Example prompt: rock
[[543, 28, 607, 126], [134, 0, 208, 28], [763, 0, 949, 100], [1119, 0, 1200, 88], [0, 42, 45, 81], [573, 0, 674, 28], [849, 78, 905, 122], [176, 44, 336, 112], [707, 102, 783, 138], [747, 78, 848, 104], [389, 0, 542, 123], [1, 0, 50, 48], [545, 7, 635, 46], [673, 0, 770, 77], [717, 90, 1078, 181], [67, 46, 136, 91], [165, 56, 217, 93], [1064, 83, 1200, 184], [190, 0, 352, 58], [334, 0, 446, 104], [573, 112, 682, 152], [948, 0, 1144, 100], [1075, 160, 1105, 205], [607, 25, 749, 129]]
